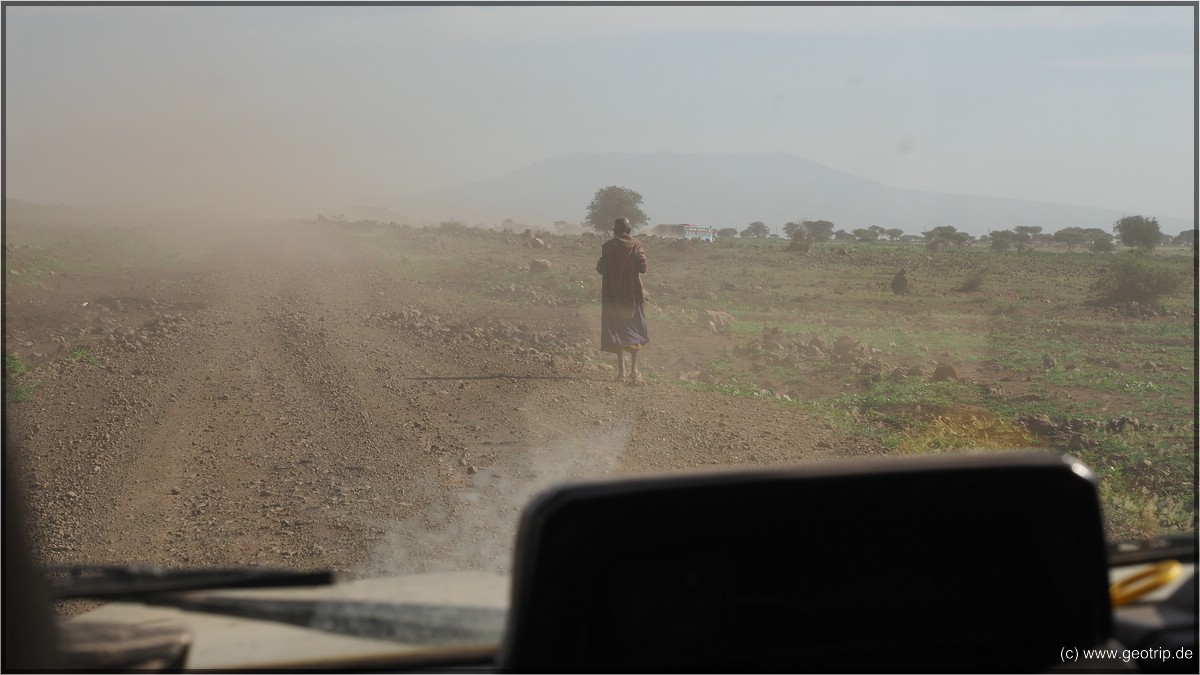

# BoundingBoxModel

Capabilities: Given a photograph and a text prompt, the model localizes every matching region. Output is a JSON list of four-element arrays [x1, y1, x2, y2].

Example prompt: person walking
[[596, 217, 650, 383]]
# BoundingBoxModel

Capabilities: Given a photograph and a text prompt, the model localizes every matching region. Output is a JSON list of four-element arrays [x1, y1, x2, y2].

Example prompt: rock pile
[[95, 312, 192, 354], [700, 310, 734, 333], [371, 310, 593, 366], [1016, 413, 1142, 450], [832, 336, 870, 363]]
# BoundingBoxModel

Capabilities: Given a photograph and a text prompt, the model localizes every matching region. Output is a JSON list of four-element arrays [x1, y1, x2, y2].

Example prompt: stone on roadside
[[930, 362, 958, 382], [1017, 413, 1057, 438], [700, 310, 734, 333]]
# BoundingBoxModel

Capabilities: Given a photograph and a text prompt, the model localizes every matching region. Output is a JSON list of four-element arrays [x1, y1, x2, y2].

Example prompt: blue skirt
[[601, 303, 650, 354]]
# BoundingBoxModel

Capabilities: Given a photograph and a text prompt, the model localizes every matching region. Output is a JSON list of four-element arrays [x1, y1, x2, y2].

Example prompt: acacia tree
[[741, 221, 770, 238], [585, 186, 649, 233], [1076, 228, 1114, 252], [1113, 215, 1162, 250], [803, 220, 835, 242], [1012, 226, 1042, 254], [924, 225, 968, 250], [1052, 227, 1088, 253], [784, 220, 835, 242], [1090, 231, 1116, 253], [885, 228, 904, 241], [717, 227, 739, 238], [990, 230, 1017, 251], [852, 228, 880, 242], [787, 227, 813, 252]]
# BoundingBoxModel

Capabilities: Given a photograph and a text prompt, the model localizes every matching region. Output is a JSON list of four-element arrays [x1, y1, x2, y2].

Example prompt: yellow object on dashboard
[[1111, 560, 1183, 607]]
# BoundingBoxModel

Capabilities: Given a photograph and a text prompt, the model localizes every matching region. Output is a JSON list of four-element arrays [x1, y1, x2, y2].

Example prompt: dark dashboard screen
[[502, 453, 1111, 672]]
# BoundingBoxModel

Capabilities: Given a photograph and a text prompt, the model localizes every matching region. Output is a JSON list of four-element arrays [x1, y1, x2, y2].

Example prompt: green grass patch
[[5, 351, 28, 376], [60, 347, 101, 366], [4, 352, 41, 403]]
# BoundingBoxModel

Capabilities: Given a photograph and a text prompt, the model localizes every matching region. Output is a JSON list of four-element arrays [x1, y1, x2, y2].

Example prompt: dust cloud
[[359, 422, 631, 579]]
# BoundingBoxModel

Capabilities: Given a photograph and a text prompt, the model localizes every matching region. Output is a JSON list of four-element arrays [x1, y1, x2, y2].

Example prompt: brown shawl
[[597, 234, 648, 317]]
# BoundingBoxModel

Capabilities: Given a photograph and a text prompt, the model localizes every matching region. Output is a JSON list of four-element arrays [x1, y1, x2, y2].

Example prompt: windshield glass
[[4, 1, 1195, 649]]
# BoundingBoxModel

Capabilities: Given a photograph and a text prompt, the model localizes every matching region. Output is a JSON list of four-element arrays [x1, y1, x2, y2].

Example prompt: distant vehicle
[[650, 224, 716, 242], [682, 225, 716, 242]]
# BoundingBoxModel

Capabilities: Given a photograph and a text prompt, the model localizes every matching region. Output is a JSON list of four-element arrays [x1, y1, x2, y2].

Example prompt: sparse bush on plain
[[1088, 251, 1182, 306], [438, 220, 470, 233], [954, 270, 986, 293], [787, 234, 812, 253]]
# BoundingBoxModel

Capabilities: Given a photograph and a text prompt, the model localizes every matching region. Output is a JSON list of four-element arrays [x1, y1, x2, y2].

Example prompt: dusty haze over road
[[5, 220, 880, 588]]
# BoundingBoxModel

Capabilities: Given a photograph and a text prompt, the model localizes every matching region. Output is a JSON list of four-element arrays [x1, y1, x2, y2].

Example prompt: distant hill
[[393, 152, 1193, 236]]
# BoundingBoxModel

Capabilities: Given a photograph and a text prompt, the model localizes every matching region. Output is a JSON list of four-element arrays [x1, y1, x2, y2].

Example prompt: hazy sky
[[4, 3, 1195, 220]]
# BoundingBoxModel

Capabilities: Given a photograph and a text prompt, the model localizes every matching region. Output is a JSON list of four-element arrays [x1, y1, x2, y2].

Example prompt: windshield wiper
[[45, 565, 503, 646], [1108, 534, 1197, 567], [138, 594, 507, 645], [44, 564, 334, 599]]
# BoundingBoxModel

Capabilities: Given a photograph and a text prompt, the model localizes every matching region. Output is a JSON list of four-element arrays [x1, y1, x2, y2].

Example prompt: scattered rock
[[529, 259, 551, 273], [700, 310, 734, 333], [1066, 417, 1097, 433], [1017, 413, 1057, 438], [859, 359, 887, 382], [1106, 416, 1141, 433], [1042, 355, 1057, 370], [1110, 301, 1160, 318], [762, 326, 784, 343], [930, 363, 958, 382], [832, 336, 869, 363]]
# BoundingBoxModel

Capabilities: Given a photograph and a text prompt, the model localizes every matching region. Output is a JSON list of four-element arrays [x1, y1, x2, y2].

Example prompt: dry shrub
[[1088, 251, 1181, 306], [897, 412, 1041, 454], [954, 270, 986, 293]]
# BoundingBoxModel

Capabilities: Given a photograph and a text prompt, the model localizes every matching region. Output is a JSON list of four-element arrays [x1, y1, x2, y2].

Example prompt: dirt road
[[6, 221, 881, 584]]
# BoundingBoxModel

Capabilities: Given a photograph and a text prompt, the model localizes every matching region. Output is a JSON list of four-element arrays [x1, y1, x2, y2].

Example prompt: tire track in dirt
[[9, 220, 886, 598]]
